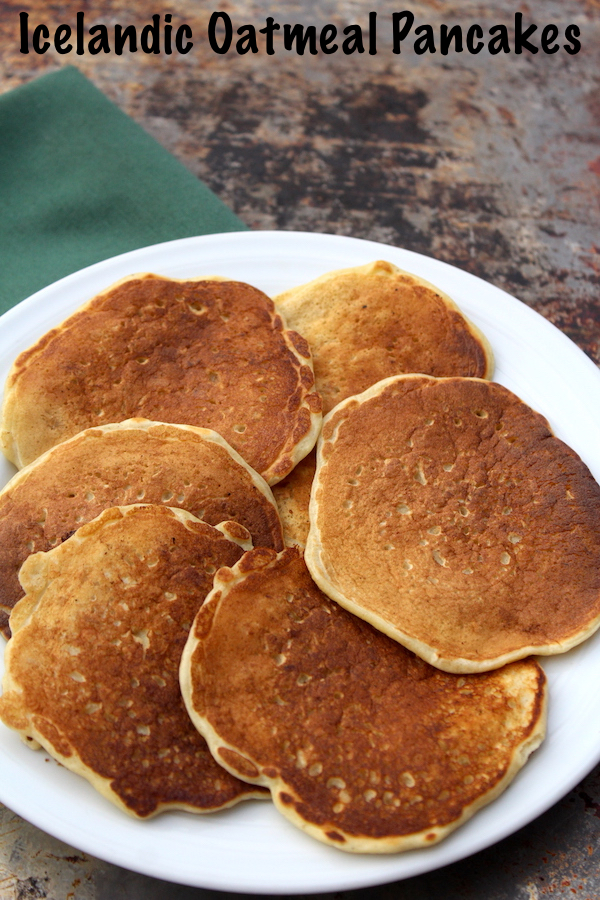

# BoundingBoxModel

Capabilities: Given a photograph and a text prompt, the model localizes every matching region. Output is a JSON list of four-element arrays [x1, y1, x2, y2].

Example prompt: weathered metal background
[[0, 1, 599, 897]]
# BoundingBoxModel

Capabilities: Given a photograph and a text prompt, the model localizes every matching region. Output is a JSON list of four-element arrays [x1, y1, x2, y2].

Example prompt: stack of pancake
[[1, 261, 598, 852]]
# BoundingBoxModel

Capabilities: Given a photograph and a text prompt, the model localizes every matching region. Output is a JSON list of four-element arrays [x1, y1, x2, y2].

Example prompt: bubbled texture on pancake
[[181, 549, 546, 853], [306, 375, 600, 672], [275, 261, 493, 415], [0, 419, 284, 638], [271, 450, 316, 548], [0, 275, 322, 481], [0, 505, 266, 817]]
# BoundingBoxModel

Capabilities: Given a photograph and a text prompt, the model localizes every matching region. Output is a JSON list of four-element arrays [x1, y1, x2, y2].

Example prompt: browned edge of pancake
[[305, 374, 600, 673], [0, 273, 322, 483], [0, 505, 268, 817], [0, 417, 285, 638], [180, 547, 547, 853]]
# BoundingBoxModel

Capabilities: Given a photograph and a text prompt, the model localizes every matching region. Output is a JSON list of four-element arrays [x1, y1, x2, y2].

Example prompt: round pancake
[[306, 375, 600, 672], [271, 450, 316, 548], [180, 548, 546, 853], [0, 418, 284, 639], [0, 273, 322, 481], [274, 260, 493, 414], [0, 505, 268, 818]]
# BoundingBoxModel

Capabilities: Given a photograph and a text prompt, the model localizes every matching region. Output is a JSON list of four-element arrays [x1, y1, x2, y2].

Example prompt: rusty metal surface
[[0, 0, 599, 897]]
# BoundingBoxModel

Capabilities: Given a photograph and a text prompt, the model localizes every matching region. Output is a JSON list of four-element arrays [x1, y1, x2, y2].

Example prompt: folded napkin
[[0, 66, 247, 315]]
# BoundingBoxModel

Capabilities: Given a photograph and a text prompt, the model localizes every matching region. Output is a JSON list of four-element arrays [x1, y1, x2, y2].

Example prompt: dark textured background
[[0, 1, 599, 897]]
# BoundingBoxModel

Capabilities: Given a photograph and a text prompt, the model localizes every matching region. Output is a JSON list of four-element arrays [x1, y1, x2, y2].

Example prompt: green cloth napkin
[[0, 66, 247, 314]]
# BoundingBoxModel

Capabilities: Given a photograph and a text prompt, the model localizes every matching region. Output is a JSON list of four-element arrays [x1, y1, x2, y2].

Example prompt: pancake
[[0, 273, 322, 482], [0, 504, 269, 818], [271, 450, 316, 548], [306, 375, 600, 673], [0, 418, 284, 638], [180, 548, 546, 853], [274, 260, 493, 414]]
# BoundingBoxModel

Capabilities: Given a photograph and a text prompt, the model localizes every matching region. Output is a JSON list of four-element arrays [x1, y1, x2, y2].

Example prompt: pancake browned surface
[[0, 419, 284, 638], [275, 261, 493, 414], [0, 274, 322, 481], [0, 505, 268, 817], [180, 548, 546, 853], [306, 375, 600, 673], [271, 450, 316, 548]]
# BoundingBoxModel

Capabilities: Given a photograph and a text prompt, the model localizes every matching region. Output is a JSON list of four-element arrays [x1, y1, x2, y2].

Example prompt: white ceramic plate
[[1, 231, 600, 894]]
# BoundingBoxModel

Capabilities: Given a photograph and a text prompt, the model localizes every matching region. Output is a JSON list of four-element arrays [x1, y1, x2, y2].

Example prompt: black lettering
[[440, 24, 463, 55], [540, 24, 558, 54], [115, 24, 137, 54], [414, 24, 436, 55], [564, 24, 581, 55], [208, 11, 232, 53], [259, 17, 280, 55], [342, 24, 364, 54], [236, 24, 258, 54], [19, 12, 28, 54], [369, 11, 376, 55], [466, 23, 483, 54], [76, 10, 84, 54], [54, 23, 72, 54], [283, 23, 316, 55], [392, 11, 414, 53], [514, 12, 538, 54], [175, 24, 192, 53], [141, 14, 160, 53], [32, 23, 50, 54], [320, 24, 337, 54], [164, 13, 172, 55], [175, 24, 192, 54], [88, 24, 110, 54], [488, 25, 510, 54]]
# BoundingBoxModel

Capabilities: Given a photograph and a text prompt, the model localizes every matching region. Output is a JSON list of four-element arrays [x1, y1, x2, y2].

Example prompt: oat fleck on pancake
[[0, 419, 284, 639], [0, 505, 268, 817], [0, 274, 322, 481], [275, 261, 493, 414], [306, 375, 600, 672], [180, 548, 546, 853]]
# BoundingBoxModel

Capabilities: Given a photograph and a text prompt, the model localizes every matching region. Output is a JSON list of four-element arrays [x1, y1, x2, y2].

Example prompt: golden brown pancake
[[275, 260, 493, 414], [180, 548, 546, 853], [0, 504, 268, 818], [306, 375, 600, 672], [271, 450, 316, 548], [0, 274, 322, 481], [0, 418, 284, 638]]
